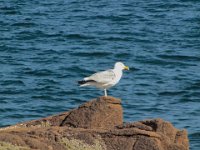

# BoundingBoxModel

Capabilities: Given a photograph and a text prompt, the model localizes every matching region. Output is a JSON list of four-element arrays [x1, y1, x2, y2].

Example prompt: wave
[[69, 51, 113, 57], [157, 54, 200, 62], [64, 34, 95, 40], [1, 80, 25, 86]]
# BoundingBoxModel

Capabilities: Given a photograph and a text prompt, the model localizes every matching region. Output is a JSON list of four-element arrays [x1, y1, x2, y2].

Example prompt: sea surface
[[0, 0, 200, 149]]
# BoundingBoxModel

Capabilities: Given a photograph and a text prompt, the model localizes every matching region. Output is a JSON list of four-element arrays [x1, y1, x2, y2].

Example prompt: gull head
[[114, 62, 129, 71]]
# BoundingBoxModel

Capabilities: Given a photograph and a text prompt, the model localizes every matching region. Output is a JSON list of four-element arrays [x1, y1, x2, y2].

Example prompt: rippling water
[[0, 0, 200, 149]]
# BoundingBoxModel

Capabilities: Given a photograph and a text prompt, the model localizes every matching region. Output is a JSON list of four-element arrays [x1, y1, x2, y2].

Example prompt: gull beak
[[124, 66, 129, 70]]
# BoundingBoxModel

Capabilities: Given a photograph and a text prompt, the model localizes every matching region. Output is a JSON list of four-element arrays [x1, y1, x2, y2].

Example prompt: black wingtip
[[78, 80, 96, 85], [78, 80, 86, 85]]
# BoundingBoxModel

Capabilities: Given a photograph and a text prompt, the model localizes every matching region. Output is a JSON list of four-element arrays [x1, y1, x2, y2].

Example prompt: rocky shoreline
[[0, 96, 189, 150]]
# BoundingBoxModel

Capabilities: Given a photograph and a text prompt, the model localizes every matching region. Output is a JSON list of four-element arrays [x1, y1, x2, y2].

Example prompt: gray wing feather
[[87, 69, 115, 83]]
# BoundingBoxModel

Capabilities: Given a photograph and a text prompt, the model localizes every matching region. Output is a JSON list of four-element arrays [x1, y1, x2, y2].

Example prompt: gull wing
[[86, 69, 115, 84]]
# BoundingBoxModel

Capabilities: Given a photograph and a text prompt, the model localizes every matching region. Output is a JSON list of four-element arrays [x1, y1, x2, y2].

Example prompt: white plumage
[[78, 62, 129, 96]]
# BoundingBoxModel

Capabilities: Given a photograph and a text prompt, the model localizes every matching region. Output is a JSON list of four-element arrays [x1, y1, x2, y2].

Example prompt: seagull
[[78, 62, 129, 96]]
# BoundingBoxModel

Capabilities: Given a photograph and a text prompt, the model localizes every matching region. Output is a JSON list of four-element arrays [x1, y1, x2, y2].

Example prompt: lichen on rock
[[0, 141, 30, 150], [60, 138, 106, 150]]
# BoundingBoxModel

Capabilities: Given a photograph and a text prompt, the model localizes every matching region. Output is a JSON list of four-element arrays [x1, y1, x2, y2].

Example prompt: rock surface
[[0, 96, 189, 150], [60, 96, 123, 129]]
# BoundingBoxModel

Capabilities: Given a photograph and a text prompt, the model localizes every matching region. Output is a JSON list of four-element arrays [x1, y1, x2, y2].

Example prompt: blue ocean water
[[0, 0, 200, 149]]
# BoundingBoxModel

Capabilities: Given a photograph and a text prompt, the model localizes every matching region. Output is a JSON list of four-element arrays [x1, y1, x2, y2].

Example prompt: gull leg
[[104, 89, 107, 97]]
